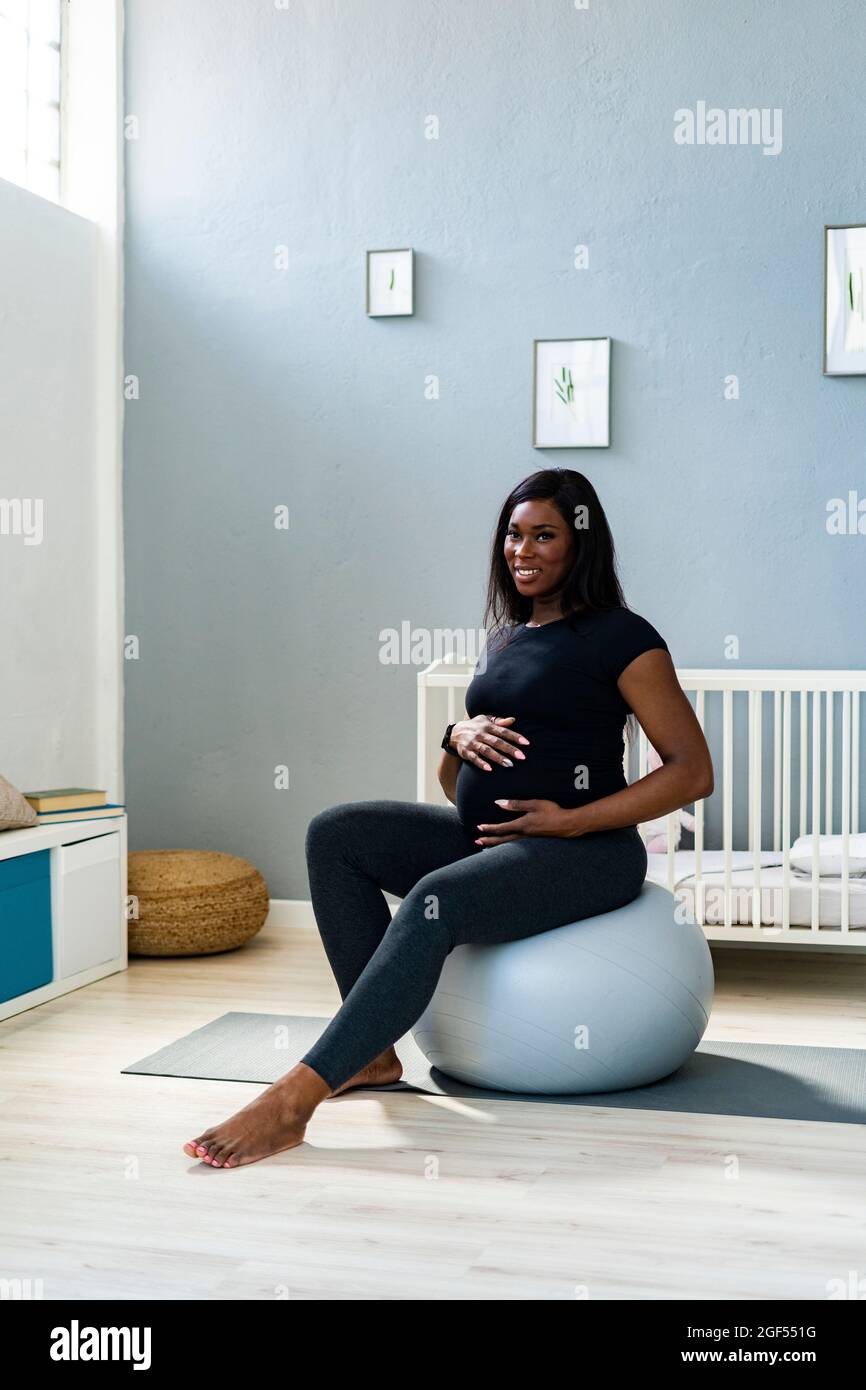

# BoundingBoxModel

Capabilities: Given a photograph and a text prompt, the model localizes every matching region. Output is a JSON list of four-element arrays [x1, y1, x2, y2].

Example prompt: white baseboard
[[264, 899, 317, 930], [265, 898, 399, 930]]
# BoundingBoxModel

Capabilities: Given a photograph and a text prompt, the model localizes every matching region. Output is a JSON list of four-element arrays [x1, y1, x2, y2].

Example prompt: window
[[0, 0, 62, 203]]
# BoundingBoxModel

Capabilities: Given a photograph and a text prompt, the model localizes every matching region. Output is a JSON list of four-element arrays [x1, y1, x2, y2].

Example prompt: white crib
[[417, 658, 866, 952]]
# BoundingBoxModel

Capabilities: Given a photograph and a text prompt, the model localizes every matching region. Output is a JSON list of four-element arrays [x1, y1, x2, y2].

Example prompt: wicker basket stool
[[127, 849, 269, 957]]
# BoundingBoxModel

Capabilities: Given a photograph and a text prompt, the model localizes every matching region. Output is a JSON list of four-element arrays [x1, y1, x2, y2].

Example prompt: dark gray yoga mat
[[122, 1012, 866, 1125]]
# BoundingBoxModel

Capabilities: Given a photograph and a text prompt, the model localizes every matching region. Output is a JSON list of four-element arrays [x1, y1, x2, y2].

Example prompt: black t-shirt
[[456, 606, 669, 836]]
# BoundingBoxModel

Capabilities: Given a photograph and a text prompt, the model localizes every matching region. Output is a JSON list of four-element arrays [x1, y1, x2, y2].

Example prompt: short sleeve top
[[454, 605, 669, 834]]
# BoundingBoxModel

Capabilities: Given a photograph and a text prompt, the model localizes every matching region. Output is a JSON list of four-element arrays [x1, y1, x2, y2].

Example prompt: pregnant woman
[[184, 468, 713, 1168]]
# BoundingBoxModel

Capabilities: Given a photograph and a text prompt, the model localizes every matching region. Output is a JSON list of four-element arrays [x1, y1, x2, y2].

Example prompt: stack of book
[[23, 789, 126, 824]]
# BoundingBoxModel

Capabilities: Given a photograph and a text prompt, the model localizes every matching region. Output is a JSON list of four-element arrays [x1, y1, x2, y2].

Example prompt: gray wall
[[124, 0, 865, 897]]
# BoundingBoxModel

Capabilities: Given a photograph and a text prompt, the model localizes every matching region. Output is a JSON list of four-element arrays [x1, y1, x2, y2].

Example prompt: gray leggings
[[300, 799, 648, 1091]]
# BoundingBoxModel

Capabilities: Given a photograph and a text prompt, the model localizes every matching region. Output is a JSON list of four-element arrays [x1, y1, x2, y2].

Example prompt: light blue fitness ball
[[411, 881, 714, 1094]]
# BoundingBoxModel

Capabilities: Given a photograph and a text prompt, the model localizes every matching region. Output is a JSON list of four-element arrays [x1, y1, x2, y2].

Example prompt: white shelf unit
[[0, 815, 128, 1022]]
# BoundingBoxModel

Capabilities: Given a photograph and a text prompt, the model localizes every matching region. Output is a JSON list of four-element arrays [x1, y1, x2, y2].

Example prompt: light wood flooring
[[1, 920, 865, 1300]]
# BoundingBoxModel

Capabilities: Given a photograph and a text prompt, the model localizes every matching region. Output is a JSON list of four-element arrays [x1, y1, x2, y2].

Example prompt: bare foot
[[182, 1063, 329, 1169], [329, 1047, 403, 1096]]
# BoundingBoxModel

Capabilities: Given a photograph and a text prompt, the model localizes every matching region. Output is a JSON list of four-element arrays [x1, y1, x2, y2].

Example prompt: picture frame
[[823, 224, 866, 375], [532, 337, 611, 448], [366, 248, 414, 317]]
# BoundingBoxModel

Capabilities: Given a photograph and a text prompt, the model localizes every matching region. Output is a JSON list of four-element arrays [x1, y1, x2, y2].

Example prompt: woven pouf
[[127, 849, 269, 957]]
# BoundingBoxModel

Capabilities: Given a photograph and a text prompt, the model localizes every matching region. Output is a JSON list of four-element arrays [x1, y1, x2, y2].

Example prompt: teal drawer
[[0, 850, 53, 1002]]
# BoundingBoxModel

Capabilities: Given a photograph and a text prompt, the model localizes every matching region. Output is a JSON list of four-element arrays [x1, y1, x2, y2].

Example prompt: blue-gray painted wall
[[124, 0, 865, 896]]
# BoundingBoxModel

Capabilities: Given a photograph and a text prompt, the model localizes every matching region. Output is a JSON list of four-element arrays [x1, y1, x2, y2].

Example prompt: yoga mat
[[122, 1012, 866, 1125]]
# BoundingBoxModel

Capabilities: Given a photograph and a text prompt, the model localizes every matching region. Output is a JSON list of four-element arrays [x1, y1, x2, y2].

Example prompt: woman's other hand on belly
[[475, 799, 581, 846]]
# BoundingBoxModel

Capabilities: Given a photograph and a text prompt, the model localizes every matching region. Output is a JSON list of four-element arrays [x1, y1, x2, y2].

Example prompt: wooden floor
[[2, 919, 866, 1301]]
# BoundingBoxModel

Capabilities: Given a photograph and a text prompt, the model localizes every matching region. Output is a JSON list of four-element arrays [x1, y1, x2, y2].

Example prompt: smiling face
[[504, 498, 576, 602]]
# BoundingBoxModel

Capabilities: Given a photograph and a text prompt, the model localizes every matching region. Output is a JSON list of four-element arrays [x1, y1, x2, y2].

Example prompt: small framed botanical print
[[366, 248, 414, 317], [532, 337, 611, 447], [824, 225, 866, 375]]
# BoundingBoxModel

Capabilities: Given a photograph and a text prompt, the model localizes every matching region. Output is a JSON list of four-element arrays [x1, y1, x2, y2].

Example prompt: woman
[[183, 469, 713, 1168]]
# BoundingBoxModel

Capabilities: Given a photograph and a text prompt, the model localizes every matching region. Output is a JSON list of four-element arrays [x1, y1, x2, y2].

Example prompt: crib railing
[[417, 658, 866, 947], [631, 672, 865, 936]]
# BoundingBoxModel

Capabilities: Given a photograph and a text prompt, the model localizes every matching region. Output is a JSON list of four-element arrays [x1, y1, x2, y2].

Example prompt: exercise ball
[[411, 881, 714, 1094]]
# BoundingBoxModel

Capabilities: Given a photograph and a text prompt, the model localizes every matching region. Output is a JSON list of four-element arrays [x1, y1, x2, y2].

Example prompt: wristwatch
[[441, 722, 461, 757]]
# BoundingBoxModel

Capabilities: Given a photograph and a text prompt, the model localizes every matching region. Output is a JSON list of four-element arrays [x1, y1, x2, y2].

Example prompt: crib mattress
[[646, 849, 866, 930]]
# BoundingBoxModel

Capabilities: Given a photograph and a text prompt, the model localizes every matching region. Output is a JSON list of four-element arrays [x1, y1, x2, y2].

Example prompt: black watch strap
[[441, 722, 461, 757]]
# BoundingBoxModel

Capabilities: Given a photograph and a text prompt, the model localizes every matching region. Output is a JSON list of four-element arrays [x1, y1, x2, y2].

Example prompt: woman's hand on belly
[[474, 798, 579, 846], [449, 714, 529, 770]]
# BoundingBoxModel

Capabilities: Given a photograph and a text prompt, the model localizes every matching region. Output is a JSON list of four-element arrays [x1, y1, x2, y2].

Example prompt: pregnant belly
[[455, 736, 627, 837], [456, 763, 549, 836]]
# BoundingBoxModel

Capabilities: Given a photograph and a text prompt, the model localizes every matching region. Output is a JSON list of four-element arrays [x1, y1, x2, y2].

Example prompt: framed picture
[[532, 337, 610, 447], [366, 248, 414, 316], [824, 225, 866, 375]]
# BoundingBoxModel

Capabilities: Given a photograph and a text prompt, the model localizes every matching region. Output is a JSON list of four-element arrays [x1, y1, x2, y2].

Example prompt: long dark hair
[[483, 468, 627, 638]]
